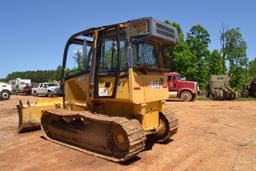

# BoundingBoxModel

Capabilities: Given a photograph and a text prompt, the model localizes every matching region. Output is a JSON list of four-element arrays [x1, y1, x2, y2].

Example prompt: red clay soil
[[0, 95, 256, 171]]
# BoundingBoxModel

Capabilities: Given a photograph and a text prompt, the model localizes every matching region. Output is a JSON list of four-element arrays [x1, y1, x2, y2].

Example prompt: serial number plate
[[151, 81, 160, 89]]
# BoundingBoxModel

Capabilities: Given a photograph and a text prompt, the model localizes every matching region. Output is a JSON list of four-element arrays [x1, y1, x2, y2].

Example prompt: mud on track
[[0, 95, 256, 171]]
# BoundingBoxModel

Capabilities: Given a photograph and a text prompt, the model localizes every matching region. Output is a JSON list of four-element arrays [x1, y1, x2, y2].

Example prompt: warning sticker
[[99, 88, 108, 96]]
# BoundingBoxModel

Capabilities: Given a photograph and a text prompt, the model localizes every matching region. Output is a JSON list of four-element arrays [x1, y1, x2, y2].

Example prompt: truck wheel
[[253, 91, 256, 98], [229, 92, 236, 100], [213, 91, 218, 100], [150, 113, 169, 142], [241, 90, 249, 98], [0, 90, 11, 100], [223, 91, 229, 100], [33, 91, 38, 96], [219, 91, 224, 100], [191, 94, 197, 101], [180, 91, 192, 102], [47, 91, 53, 97], [206, 91, 210, 98]]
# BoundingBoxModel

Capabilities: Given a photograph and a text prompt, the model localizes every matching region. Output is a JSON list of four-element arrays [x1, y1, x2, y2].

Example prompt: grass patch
[[196, 95, 256, 101], [196, 96, 213, 101], [235, 97, 256, 101]]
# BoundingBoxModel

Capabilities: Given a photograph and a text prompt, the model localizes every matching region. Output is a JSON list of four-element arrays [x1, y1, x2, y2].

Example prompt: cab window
[[162, 46, 173, 70], [176, 74, 181, 80], [98, 29, 127, 73], [134, 43, 158, 66], [168, 75, 176, 80], [65, 39, 93, 79]]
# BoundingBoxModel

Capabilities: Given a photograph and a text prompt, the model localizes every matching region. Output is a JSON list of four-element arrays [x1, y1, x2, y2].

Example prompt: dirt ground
[[0, 96, 256, 171]]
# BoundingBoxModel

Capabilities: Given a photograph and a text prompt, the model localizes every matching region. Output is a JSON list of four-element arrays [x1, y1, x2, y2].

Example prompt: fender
[[178, 88, 196, 97]]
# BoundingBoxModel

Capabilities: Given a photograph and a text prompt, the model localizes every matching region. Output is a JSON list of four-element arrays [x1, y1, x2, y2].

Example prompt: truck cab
[[32, 83, 60, 97], [166, 72, 198, 101], [0, 82, 12, 100], [241, 79, 256, 98]]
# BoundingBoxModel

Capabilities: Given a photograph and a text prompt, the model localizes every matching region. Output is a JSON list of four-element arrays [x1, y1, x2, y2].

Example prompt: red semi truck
[[166, 72, 199, 101]]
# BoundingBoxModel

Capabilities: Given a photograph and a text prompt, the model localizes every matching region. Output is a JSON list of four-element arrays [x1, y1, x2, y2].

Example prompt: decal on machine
[[151, 81, 160, 89], [99, 88, 108, 96]]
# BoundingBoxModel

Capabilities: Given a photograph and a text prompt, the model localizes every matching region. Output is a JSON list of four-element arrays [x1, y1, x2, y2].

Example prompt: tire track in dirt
[[1, 97, 256, 170]]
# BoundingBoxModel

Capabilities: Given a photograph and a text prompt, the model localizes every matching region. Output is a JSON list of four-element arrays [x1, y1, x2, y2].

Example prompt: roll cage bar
[[60, 24, 123, 98]]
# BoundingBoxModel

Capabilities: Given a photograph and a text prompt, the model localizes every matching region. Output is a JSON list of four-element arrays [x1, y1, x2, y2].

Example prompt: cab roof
[[68, 17, 179, 44], [165, 72, 180, 76]]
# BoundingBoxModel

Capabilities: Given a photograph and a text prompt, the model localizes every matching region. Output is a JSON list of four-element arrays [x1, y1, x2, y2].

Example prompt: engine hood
[[0, 83, 12, 91], [179, 80, 199, 92], [181, 80, 197, 84]]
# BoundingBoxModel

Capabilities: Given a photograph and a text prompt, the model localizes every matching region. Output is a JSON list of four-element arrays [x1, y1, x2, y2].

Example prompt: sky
[[0, 0, 255, 78]]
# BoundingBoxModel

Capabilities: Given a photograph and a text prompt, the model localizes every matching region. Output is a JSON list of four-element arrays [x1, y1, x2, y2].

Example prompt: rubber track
[[41, 109, 146, 162]]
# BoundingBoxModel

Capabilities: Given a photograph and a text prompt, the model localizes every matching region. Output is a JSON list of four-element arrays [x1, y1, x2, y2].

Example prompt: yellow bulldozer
[[17, 17, 179, 162]]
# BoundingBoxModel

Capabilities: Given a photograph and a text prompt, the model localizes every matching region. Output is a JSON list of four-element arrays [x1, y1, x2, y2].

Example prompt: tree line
[[0, 69, 62, 83], [1, 20, 256, 90], [164, 20, 256, 90]]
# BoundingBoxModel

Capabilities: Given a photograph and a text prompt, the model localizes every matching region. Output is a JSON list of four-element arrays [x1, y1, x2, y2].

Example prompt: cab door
[[168, 75, 178, 91], [37, 84, 44, 94], [172, 75, 179, 91], [42, 84, 48, 94], [94, 27, 128, 99]]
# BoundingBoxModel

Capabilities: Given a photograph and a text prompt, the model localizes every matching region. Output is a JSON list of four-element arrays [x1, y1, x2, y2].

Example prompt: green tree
[[220, 28, 248, 90], [0, 78, 7, 82], [6, 70, 55, 83], [73, 49, 83, 66], [165, 20, 184, 42], [54, 65, 62, 81], [172, 42, 197, 80], [164, 20, 185, 70], [65, 48, 85, 77], [208, 50, 223, 75], [248, 58, 256, 81], [164, 20, 197, 81], [186, 25, 211, 88]]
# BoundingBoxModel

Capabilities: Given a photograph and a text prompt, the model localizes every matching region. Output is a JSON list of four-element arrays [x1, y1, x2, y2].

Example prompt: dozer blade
[[41, 109, 146, 162], [17, 97, 63, 133]]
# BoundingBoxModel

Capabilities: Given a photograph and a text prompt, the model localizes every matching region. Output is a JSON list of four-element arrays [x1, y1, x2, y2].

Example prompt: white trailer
[[8, 78, 32, 94]]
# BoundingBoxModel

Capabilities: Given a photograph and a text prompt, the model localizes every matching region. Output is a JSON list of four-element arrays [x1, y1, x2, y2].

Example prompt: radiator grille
[[128, 17, 178, 42], [156, 23, 176, 39]]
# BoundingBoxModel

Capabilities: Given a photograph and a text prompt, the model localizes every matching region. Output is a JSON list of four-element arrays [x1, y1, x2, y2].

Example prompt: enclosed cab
[[241, 78, 256, 98], [166, 72, 198, 101]]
